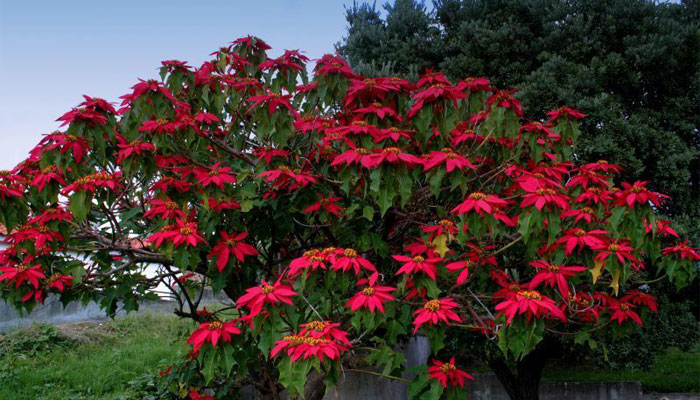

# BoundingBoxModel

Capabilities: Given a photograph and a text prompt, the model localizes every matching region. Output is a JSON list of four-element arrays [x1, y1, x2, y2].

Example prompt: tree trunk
[[487, 339, 559, 400]]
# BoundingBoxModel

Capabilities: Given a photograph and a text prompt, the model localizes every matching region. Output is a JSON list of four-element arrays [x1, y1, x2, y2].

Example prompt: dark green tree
[[339, 0, 700, 243]]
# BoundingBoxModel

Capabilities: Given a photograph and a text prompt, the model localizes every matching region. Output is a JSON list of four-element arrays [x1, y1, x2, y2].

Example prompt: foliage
[[0, 34, 697, 400], [339, 0, 700, 243]]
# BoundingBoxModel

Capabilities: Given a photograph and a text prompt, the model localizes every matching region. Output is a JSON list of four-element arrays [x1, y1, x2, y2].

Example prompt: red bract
[[30, 166, 66, 192], [236, 279, 297, 317], [147, 219, 205, 248], [0, 264, 46, 289], [187, 320, 242, 353], [120, 79, 175, 105], [662, 241, 700, 261], [258, 166, 317, 189], [346, 284, 396, 314], [608, 300, 643, 326], [115, 136, 155, 163], [614, 181, 668, 208], [412, 298, 461, 333], [528, 260, 586, 298], [393, 254, 441, 280], [428, 357, 474, 388], [423, 148, 476, 173], [445, 260, 473, 286], [139, 118, 176, 135], [457, 77, 491, 92], [495, 290, 566, 325], [144, 198, 185, 221], [303, 195, 344, 217], [408, 83, 465, 117], [592, 238, 638, 266], [46, 273, 74, 292], [247, 91, 294, 115], [423, 219, 458, 241], [193, 162, 237, 189], [451, 192, 508, 216], [208, 231, 258, 271], [288, 249, 329, 276], [330, 248, 376, 275], [520, 186, 570, 211], [45, 133, 90, 164], [271, 321, 350, 362], [60, 172, 122, 195], [360, 147, 422, 169], [546, 106, 586, 121], [486, 89, 523, 116], [555, 228, 608, 255], [57, 107, 108, 127]]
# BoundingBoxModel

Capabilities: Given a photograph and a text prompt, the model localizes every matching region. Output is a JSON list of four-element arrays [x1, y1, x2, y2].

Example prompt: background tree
[[0, 36, 696, 400], [339, 0, 700, 242]]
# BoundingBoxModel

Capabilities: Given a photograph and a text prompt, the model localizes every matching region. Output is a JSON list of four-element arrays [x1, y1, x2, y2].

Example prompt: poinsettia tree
[[0, 36, 697, 400]]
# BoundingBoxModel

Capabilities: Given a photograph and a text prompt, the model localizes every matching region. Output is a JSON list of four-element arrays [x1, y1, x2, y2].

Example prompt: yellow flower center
[[208, 321, 224, 330], [424, 300, 441, 311], [574, 229, 586, 237], [440, 363, 457, 373], [343, 248, 357, 258], [412, 255, 425, 263], [608, 244, 620, 252], [518, 290, 542, 300], [261, 284, 275, 294], [469, 192, 487, 200], [362, 287, 375, 296], [305, 320, 330, 332]]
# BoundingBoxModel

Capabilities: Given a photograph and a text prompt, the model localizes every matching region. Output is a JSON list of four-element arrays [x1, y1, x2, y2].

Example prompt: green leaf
[[420, 381, 444, 400], [69, 191, 90, 222], [363, 205, 374, 221]]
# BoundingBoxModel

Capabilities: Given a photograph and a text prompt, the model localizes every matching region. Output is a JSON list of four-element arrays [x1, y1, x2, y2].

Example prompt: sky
[[0, 0, 351, 169]]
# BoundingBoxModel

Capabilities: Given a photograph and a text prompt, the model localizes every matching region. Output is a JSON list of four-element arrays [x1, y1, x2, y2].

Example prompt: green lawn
[[542, 344, 700, 393], [1, 314, 698, 399], [0, 314, 193, 400]]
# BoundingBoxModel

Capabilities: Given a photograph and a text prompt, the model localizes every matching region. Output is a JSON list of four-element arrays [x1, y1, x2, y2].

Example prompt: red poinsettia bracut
[[187, 320, 242, 352], [208, 231, 259, 271], [412, 298, 461, 333], [428, 357, 474, 388], [236, 280, 297, 317]]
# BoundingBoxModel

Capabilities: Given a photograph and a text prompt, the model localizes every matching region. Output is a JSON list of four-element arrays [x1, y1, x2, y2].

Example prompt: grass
[[542, 343, 700, 393], [0, 315, 698, 398], [0, 314, 193, 400]]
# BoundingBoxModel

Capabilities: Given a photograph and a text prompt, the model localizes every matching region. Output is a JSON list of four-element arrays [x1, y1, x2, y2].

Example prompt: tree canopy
[[339, 0, 700, 243]]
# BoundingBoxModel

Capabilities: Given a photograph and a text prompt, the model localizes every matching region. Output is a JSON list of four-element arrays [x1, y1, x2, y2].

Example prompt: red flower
[[621, 290, 658, 313], [314, 54, 354, 78], [361, 147, 423, 169], [147, 219, 205, 248], [456, 77, 491, 92], [258, 166, 318, 189], [422, 219, 458, 241], [304, 196, 344, 217], [60, 172, 122, 195], [546, 106, 586, 121], [0, 264, 46, 289], [661, 241, 700, 262], [561, 207, 597, 225], [208, 231, 259, 271], [451, 192, 508, 216], [144, 198, 184, 221], [423, 148, 476, 173], [393, 254, 441, 280], [592, 238, 638, 266], [120, 79, 175, 106], [412, 297, 461, 333], [345, 78, 399, 107], [247, 91, 294, 115], [645, 219, 678, 238], [255, 147, 290, 164], [331, 147, 370, 167], [189, 391, 214, 400], [139, 118, 176, 135], [271, 321, 350, 362], [495, 290, 565, 325], [288, 249, 329, 276], [353, 102, 398, 120], [57, 107, 108, 127], [608, 300, 643, 326], [45, 133, 90, 164], [236, 279, 297, 317], [193, 162, 237, 189], [187, 320, 242, 352], [46, 273, 74, 292], [528, 260, 586, 298], [486, 89, 523, 116], [445, 260, 473, 286], [346, 284, 396, 314], [520, 186, 570, 211], [30, 165, 66, 192], [330, 248, 377, 275], [428, 357, 474, 388], [8, 225, 64, 250], [555, 228, 608, 255], [116, 135, 155, 163], [614, 181, 668, 208], [28, 207, 72, 225], [408, 83, 465, 117]]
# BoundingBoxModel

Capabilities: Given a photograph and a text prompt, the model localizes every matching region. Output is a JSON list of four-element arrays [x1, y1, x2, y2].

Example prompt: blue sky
[[0, 0, 351, 169]]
